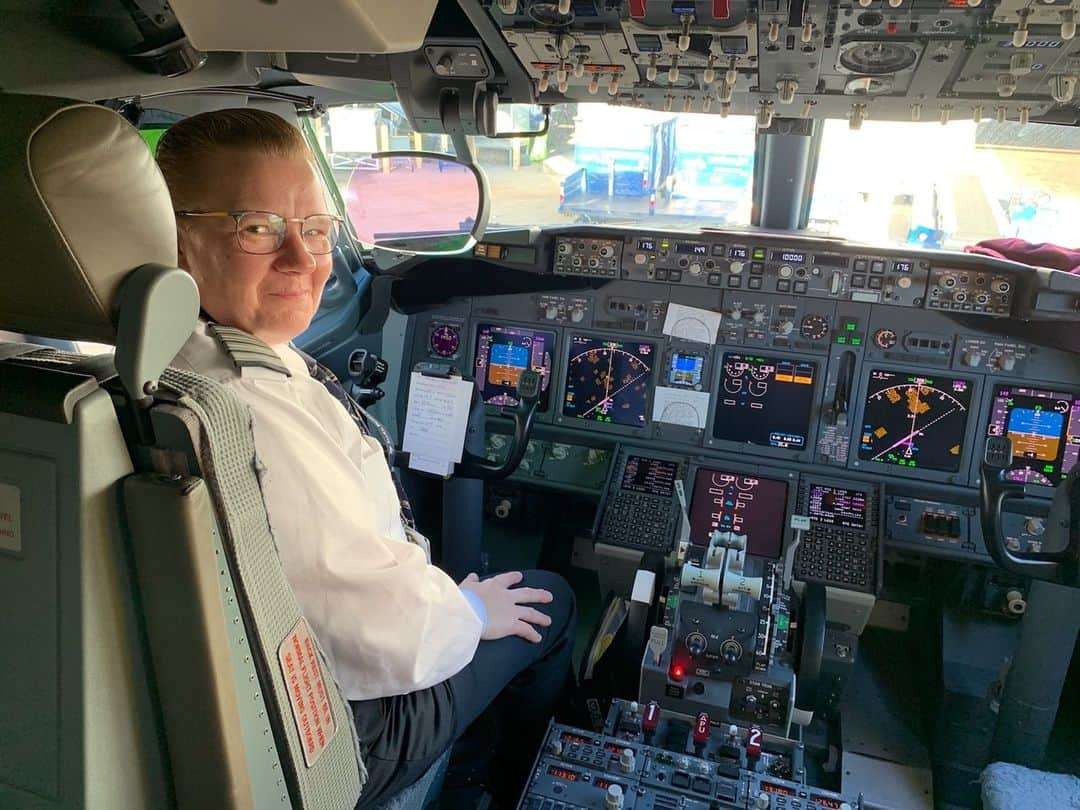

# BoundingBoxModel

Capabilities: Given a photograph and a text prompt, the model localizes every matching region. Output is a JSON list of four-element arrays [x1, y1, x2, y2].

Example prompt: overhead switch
[[777, 79, 798, 104], [997, 73, 1018, 98]]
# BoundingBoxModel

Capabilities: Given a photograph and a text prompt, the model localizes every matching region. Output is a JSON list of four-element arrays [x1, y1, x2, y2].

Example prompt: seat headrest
[[0, 94, 180, 343]]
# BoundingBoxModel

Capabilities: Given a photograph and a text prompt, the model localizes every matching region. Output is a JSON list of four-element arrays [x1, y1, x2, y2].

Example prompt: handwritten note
[[403, 372, 474, 477], [662, 303, 722, 345]]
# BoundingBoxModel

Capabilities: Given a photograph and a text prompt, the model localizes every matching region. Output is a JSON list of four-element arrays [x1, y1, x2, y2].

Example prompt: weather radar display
[[562, 335, 655, 427], [859, 370, 972, 472], [986, 385, 1080, 486]]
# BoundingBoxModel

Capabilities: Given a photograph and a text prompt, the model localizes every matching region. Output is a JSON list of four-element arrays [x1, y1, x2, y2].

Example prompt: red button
[[747, 725, 763, 757], [886, 21, 898, 33], [643, 701, 660, 732], [694, 712, 711, 744]]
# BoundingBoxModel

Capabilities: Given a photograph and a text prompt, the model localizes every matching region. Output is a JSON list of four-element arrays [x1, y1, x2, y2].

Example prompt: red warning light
[[670, 663, 686, 680]]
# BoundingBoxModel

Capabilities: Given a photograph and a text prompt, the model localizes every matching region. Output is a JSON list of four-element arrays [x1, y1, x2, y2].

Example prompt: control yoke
[[454, 369, 541, 480], [980, 436, 1079, 587]]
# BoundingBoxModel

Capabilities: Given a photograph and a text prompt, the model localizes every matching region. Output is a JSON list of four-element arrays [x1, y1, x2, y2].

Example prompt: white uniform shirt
[[172, 323, 482, 699]]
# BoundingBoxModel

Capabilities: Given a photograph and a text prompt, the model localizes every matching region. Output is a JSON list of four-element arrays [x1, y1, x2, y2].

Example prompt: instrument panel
[[401, 227, 1080, 566]]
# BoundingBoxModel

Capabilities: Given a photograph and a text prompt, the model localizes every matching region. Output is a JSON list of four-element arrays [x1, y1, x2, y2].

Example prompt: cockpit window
[[311, 102, 757, 232], [807, 118, 1080, 251]]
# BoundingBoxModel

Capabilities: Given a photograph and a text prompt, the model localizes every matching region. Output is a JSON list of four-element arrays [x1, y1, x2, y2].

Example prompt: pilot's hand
[[460, 571, 554, 643]]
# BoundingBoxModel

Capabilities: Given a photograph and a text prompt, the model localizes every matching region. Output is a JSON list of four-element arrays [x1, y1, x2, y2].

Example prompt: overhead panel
[[478, 0, 1080, 124]]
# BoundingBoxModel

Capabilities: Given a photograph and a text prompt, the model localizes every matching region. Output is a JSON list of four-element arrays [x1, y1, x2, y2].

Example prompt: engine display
[[563, 335, 655, 427], [688, 468, 789, 559], [807, 485, 869, 530], [713, 354, 817, 450], [986, 385, 1080, 486], [859, 370, 973, 472], [474, 323, 556, 409]]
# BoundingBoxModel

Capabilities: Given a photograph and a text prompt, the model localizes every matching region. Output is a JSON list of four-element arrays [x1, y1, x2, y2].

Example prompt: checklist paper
[[403, 372, 474, 477]]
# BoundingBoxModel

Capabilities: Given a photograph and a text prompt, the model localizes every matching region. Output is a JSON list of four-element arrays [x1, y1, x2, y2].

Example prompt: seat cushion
[[372, 749, 450, 810], [981, 761, 1080, 810]]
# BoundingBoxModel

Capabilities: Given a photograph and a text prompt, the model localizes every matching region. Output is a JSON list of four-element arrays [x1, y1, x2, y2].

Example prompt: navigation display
[[474, 323, 556, 409], [986, 384, 1080, 486], [688, 468, 789, 559], [713, 354, 817, 449], [669, 352, 704, 387], [859, 369, 972, 472], [807, 485, 869, 530], [621, 455, 679, 497], [563, 335, 655, 427]]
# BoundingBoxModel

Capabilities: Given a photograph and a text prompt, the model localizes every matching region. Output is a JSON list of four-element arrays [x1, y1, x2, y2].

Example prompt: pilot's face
[[176, 148, 334, 345]]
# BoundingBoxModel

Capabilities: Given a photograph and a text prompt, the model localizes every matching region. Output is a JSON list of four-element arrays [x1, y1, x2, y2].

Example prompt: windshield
[[312, 102, 757, 233], [808, 118, 1080, 251]]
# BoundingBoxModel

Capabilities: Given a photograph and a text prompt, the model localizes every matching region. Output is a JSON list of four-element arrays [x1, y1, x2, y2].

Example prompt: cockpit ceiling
[[483, 0, 1080, 124]]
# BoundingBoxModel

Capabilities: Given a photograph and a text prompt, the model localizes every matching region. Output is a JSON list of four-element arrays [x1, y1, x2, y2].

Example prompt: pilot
[[156, 108, 575, 805]]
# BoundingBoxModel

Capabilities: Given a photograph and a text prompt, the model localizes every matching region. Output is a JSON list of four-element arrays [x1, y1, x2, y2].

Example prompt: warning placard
[[0, 482, 21, 554], [277, 618, 338, 767]]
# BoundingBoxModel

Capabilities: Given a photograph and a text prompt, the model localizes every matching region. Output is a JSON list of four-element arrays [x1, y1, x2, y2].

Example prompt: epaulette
[[206, 323, 291, 377]]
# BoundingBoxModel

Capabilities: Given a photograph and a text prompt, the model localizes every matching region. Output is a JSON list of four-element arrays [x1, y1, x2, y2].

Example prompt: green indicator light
[[846, 322, 857, 331], [1045, 464, 1054, 472], [777, 614, 790, 630], [852, 337, 863, 346], [836, 336, 848, 344]]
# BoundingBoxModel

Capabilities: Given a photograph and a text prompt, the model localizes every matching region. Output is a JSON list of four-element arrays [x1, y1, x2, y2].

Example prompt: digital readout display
[[762, 782, 797, 796], [894, 260, 914, 273], [676, 242, 708, 255], [729, 246, 749, 260], [807, 485, 869, 530], [812, 797, 846, 810], [621, 456, 679, 498], [548, 766, 579, 782], [771, 250, 806, 264], [813, 253, 849, 268], [594, 778, 625, 791], [638, 238, 657, 252]]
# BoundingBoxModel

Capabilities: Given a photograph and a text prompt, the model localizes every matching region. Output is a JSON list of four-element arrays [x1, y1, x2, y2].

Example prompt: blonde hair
[[156, 108, 312, 208]]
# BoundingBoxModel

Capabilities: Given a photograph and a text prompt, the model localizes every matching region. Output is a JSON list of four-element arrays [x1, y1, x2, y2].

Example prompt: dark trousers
[[352, 570, 576, 807]]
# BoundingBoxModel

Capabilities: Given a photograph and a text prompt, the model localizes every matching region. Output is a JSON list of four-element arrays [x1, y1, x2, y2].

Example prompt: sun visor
[[168, 0, 439, 54]]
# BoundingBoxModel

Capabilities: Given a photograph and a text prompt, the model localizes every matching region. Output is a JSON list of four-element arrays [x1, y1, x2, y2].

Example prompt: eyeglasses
[[175, 210, 344, 255]]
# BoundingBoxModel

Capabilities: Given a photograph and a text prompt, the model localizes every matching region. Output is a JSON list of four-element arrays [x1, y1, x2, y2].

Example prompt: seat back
[[0, 350, 172, 809], [0, 93, 364, 808]]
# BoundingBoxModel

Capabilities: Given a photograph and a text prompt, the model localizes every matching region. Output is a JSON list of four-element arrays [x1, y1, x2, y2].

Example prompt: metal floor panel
[[840, 629, 932, 768], [842, 751, 934, 810]]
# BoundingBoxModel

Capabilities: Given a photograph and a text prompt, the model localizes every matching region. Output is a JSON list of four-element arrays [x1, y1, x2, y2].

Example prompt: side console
[[518, 699, 860, 810]]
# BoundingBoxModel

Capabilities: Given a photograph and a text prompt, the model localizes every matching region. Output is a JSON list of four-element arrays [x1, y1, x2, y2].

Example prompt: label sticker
[[278, 618, 338, 767], [0, 482, 21, 554]]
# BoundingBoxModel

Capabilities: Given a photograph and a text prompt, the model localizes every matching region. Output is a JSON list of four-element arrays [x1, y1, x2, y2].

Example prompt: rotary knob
[[1024, 517, 1045, 536], [605, 783, 625, 810], [727, 308, 743, 321], [619, 747, 636, 773], [776, 320, 795, 336], [751, 310, 766, 325], [570, 307, 585, 323], [686, 631, 708, 655], [720, 639, 743, 664], [544, 304, 559, 320]]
